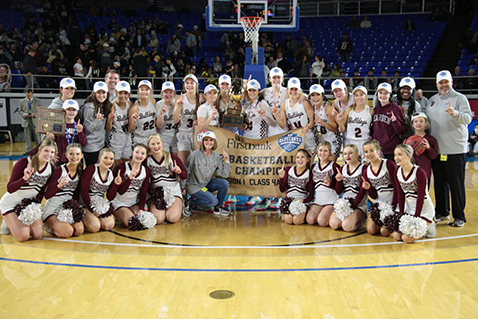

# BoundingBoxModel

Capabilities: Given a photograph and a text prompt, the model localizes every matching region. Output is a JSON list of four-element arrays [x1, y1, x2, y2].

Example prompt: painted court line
[[41, 232, 478, 249], [0, 256, 477, 272]]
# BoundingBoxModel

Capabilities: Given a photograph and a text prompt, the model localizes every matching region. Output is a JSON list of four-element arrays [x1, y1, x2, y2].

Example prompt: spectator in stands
[[340, 70, 349, 87], [0, 63, 11, 92], [47, 43, 65, 64], [31, 42, 45, 70], [392, 70, 401, 93], [453, 66, 464, 90], [164, 3, 176, 12], [133, 48, 149, 81], [0, 46, 12, 66], [132, 29, 147, 49], [337, 32, 353, 62], [468, 124, 478, 157], [148, 34, 160, 48], [415, 89, 428, 110], [348, 17, 360, 30], [294, 40, 314, 63], [124, 6, 137, 17], [9, 42, 24, 67], [267, 55, 277, 70], [213, 56, 224, 75], [197, 58, 210, 74], [19, 89, 41, 154], [225, 59, 234, 77], [350, 68, 364, 88], [185, 29, 197, 58], [322, 63, 332, 78], [276, 52, 290, 75], [225, 42, 236, 62], [38, 66, 57, 91], [176, 24, 184, 40], [361, 16, 372, 28], [10, 27, 23, 43], [98, 43, 112, 72], [289, 37, 301, 57], [22, 47, 37, 89], [281, 35, 291, 56], [166, 33, 181, 55], [377, 69, 391, 85], [73, 57, 86, 91], [465, 68, 478, 93], [162, 56, 176, 81], [332, 64, 342, 78], [404, 19, 416, 30], [232, 63, 243, 79], [364, 68, 377, 90], [51, 59, 68, 77], [219, 31, 231, 52], [293, 55, 310, 89]]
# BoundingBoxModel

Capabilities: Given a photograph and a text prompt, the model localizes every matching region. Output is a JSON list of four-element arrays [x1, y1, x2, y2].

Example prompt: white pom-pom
[[334, 198, 353, 221], [56, 208, 75, 224], [163, 186, 176, 209], [137, 210, 157, 229], [18, 203, 42, 226], [378, 201, 394, 222], [90, 197, 111, 216], [289, 200, 307, 216], [399, 215, 428, 239]]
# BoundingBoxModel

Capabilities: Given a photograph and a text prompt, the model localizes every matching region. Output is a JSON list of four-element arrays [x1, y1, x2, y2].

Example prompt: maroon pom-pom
[[369, 202, 383, 227], [13, 197, 41, 216], [99, 203, 114, 218], [128, 215, 145, 231], [279, 197, 294, 215], [383, 213, 403, 232], [151, 187, 167, 210], [62, 199, 85, 223]]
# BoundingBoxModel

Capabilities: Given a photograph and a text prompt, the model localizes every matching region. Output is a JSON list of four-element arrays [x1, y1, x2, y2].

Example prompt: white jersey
[[366, 159, 394, 204], [262, 87, 288, 135], [43, 165, 80, 218], [197, 102, 219, 127], [396, 165, 434, 222], [156, 99, 178, 138], [314, 102, 342, 158], [178, 95, 197, 133], [0, 158, 53, 214], [108, 102, 131, 144], [243, 99, 269, 139], [286, 166, 310, 200], [346, 106, 372, 143], [112, 162, 148, 210], [285, 99, 309, 129], [336, 93, 354, 113], [133, 100, 156, 146], [311, 161, 339, 206], [341, 163, 367, 213], [146, 156, 181, 197]]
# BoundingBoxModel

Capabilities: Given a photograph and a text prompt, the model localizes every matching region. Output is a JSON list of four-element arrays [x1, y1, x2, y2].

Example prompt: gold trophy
[[221, 85, 245, 127]]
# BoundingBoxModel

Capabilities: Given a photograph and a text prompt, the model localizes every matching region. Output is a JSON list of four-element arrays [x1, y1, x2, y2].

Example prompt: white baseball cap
[[269, 67, 284, 78], [115, 80, 131, 93], [436, 70, 452, 83], [377, 82, 392, 94], [161, 81, 175, 92], [399, 77, 416, 90], [201, 130, 217, 141], [183, 74, 198, 83], [287, 77, 301, 89], [219, 74, 231, 85], [138, 80, 152, 90], [93, 81, 108, 92], [411, 112, 428, 122], [331, 79, 347, 92], [247, 79, 261, 91], [60, 77, 76, 89], [62, 99, 79, 111], [352, 85, 368, 95], [204, 84, 218, 94], [178, 24, 184, 28], [309, 84, 325, 94]]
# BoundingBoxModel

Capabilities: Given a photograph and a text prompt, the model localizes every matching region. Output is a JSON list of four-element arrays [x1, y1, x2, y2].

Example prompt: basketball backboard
[[206, 0, 299, 32]]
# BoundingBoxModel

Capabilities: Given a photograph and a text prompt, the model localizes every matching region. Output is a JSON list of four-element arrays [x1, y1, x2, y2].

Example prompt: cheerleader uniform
[[262, 87, 288, 136], [112, 162, 150, 211], [133, 100, 156, 146], [243, 100, 275, 139], [285, 99, 315, 151], [80, 164, 119, 212], [107, 102, 132, 159], [197, 102, 220, 127], [396, 165, 434, 222], [279, 166, 314, 202], [314, 101, 343, 158], [43, 164, 80, 220], [156, 99, 178, 153], [311, 161, 340, 206], [146, 154, 187, 201], [346, 105, 372, 159], [0, 158, 53, 216], [335, 164, 368, 213], [177, 96, 197, 152], [362, 159, 397, 204]]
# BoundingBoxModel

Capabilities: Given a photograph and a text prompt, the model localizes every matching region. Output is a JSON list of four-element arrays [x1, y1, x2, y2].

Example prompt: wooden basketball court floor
[[1, 142, 478, 318]]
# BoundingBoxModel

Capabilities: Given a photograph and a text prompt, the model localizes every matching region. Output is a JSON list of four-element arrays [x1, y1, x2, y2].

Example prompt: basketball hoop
[[240, 16, 264, 43]]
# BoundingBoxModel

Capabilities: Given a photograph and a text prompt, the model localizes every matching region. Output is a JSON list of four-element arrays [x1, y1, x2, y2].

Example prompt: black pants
[[431, 153, 467, 222], [84, 151, 100, 167]]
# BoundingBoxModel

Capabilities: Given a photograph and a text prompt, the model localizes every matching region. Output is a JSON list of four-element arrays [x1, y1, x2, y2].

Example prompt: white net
[[240, 17, 264, 43]]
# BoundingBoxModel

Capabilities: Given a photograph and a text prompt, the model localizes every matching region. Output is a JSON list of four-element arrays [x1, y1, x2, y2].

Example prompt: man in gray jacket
[[19, 89, 41, 154], [425, 70, 473, 227]]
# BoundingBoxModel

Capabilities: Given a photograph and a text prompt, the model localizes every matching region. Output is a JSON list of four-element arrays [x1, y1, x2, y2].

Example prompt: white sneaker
[[213, 206, 230, 216], [426, 221, 437, 238], [1, 220, 11, 235], [182, 205, 192, 217]]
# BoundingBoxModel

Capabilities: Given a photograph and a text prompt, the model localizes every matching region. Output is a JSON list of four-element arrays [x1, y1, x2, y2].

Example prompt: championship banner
[[193, 126, 305, 197]]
